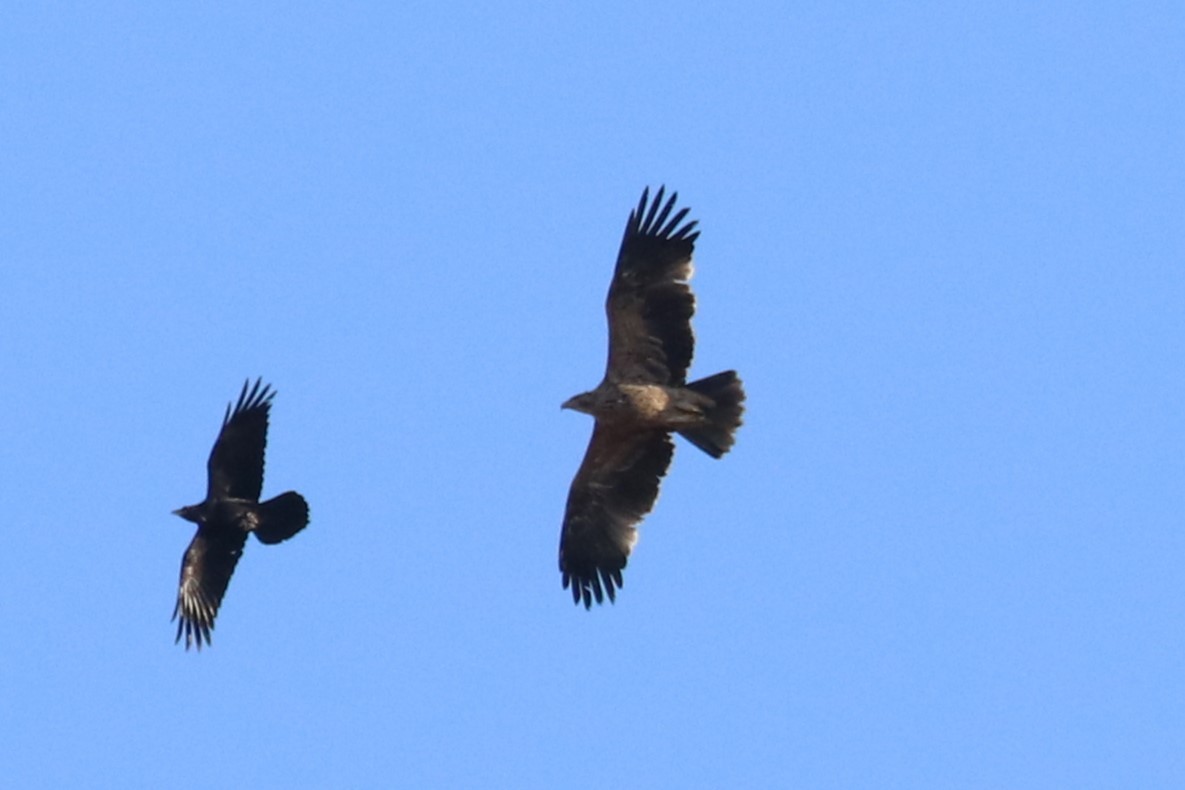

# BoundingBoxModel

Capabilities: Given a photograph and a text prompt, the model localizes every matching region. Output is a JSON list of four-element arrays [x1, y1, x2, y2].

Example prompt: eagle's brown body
[[559, 187, 745, 608], [563, 383, 709, 428]]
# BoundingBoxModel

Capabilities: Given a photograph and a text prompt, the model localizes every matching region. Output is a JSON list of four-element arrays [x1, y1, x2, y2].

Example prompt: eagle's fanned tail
[[677, 371, 746, 459]]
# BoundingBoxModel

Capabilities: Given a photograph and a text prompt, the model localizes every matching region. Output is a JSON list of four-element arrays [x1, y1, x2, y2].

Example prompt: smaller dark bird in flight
[[559, 186, 746, 608], [171, 378, 309, 649]]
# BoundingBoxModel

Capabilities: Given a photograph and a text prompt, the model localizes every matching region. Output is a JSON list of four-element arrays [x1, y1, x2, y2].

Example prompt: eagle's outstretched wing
[[559, 427, 674, 608], [603, 186, 699, 386]]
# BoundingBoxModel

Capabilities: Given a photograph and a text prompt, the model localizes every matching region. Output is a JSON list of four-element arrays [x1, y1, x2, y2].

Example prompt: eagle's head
[[561, 391, 598, 415]]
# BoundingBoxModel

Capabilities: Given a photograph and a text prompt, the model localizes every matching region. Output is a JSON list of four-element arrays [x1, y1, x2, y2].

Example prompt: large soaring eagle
[[559, 187, 746, 608], [171, 378, 309, 649]]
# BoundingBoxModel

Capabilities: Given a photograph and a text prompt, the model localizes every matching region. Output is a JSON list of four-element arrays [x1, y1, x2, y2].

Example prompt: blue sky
[[2, 2, 1182, 787]]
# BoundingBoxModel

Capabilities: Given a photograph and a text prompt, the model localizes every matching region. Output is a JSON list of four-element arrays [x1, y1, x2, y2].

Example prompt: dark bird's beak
[[172, 505, 198, 522]]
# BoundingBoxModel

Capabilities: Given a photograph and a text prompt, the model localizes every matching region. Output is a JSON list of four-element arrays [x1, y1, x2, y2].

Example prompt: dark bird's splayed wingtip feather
[[225, 377, 273, 427], [563, 564, 624, 609]]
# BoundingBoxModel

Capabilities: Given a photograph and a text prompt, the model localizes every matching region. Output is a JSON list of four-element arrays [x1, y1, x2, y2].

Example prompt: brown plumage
[[171, 379, 309, 649], [559, 187, 746, 608]]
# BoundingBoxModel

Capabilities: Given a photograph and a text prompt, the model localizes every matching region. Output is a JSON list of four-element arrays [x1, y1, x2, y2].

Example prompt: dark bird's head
[[562, 391, 598, 416], [172, 504, 205, 525]]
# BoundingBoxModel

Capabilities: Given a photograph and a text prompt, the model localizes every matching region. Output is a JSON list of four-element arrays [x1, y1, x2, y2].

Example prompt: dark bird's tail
[[678, 371, 746, 459], [253, 491, 310, 545]]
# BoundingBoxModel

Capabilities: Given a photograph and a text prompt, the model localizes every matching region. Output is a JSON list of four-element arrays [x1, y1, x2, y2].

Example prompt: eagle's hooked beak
[[562, 393, 597, 415]]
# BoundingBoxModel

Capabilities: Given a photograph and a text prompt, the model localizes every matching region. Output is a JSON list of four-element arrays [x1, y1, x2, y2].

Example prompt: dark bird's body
[[172, 378, 309, 649], [560, 187, 746, 608]]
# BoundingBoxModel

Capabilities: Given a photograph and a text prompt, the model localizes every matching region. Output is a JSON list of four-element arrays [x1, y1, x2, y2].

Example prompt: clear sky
[[2, 3, 1182, 788]]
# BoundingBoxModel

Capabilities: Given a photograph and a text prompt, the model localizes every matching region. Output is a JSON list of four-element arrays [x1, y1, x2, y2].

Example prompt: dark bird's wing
[[173, 527, 248, 650], [559, 426, 674, 607], [604, 186, 700, 385], [207, 378, 273, 502]]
